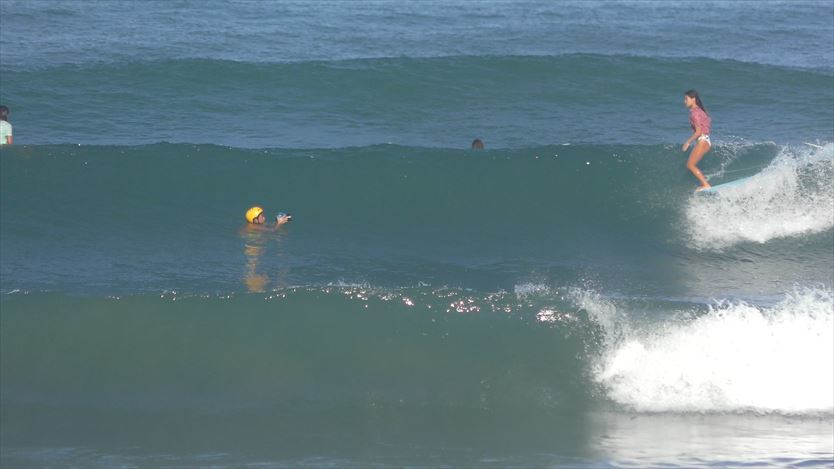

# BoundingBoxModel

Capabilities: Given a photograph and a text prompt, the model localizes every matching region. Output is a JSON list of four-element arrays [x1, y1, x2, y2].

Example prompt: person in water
[[682, 89, 712, 190], [241, 206, 291, 292], [0, 105, 13, 145], [244, 206, 292, 230], [471, 138, 484, 150]]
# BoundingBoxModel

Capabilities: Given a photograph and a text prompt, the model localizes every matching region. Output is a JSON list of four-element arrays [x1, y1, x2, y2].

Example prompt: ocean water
[[1, 1, 833, 467]]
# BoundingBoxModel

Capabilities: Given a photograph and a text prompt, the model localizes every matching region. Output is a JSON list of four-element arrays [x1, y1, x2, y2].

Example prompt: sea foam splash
[[579, 287, 834, 414], [686, 143, 834, 250]]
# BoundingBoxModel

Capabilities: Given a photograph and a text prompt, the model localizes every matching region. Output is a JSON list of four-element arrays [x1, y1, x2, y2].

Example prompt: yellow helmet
[[245, 206, 264, 223]]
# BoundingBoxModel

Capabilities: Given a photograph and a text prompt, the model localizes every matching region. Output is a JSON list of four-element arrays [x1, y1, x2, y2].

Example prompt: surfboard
[[695, 175, 757, 195]]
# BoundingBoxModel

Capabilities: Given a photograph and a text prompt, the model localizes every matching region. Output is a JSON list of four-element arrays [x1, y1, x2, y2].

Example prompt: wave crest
[[685, 143, 834, 249], [585, 287, 834, 414]]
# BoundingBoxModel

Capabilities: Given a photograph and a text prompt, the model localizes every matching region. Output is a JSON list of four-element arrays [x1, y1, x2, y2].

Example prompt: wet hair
[[0, 105, 8, 121], [684, 90, 707, 114], [471, 138, 484, 150]]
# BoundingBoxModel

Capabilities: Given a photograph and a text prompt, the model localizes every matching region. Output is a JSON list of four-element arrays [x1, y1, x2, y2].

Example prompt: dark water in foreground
[[2, 289, 833, 467]]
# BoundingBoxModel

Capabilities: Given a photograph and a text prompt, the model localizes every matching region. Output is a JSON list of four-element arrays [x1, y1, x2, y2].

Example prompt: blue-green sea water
[[1, 1, 833, 467]]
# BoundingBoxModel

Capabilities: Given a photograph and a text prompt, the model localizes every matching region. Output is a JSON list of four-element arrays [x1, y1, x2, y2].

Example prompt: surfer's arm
[[682, 126, 703, 151]]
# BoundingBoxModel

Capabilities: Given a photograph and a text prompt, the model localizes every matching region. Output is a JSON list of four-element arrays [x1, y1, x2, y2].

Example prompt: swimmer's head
[[245, 206, 265, 224], [471, 138, 484, 150]]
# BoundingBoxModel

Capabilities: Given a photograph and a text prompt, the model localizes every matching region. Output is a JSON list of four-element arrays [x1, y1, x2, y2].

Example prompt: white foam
[[686, 143, 834, 250], [570, 287, 631, 341], [583, 287, 834, 414], [514, 282, 551, 299], [535, 308, 579, 324]]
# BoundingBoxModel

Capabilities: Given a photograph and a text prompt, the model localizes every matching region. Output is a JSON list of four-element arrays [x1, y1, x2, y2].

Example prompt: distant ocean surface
[[1, 1, 833, 468]]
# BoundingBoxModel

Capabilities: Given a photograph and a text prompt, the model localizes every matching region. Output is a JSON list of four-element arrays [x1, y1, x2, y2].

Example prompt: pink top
[[689, 107, 711, 135]]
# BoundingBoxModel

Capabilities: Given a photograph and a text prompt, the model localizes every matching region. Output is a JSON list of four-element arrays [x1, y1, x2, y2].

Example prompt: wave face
[[2, 287, 831, 419], [2, 142, 832, 297], [1, 285, 831, 469], [2, 55, 832, 148]]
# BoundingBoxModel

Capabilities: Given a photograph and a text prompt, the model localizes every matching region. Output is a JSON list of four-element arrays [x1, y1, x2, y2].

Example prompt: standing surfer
[[681, 89, 712, 191]]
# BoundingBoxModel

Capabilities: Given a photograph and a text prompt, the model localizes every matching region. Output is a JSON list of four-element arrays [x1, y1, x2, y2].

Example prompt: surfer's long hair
[[684, 89, 707, 114]]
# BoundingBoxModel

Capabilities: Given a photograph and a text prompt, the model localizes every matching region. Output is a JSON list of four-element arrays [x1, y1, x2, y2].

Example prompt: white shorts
[[697, 135, 711, 145]]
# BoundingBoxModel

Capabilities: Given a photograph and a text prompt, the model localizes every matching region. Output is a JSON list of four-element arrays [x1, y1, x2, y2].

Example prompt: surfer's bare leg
[[687, 140, 711, 190]]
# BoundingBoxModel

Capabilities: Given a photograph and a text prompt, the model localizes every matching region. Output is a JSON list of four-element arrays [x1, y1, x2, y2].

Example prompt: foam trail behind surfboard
[[686, 143, 834, 249]]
